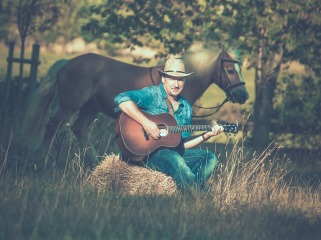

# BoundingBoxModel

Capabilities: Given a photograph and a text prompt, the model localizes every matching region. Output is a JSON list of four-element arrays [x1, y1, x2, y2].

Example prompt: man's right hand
[[143, 120, 160, 140], [118, 101, 160, 139]]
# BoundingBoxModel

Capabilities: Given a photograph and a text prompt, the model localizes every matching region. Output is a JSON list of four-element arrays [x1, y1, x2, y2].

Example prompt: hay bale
[[89, 154, 177, 195]]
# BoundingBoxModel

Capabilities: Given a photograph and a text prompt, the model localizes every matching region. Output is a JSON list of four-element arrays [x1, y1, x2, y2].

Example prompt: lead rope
[[192, 96, 230, 118]]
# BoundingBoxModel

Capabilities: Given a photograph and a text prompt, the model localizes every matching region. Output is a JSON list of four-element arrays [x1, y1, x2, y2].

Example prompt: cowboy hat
[[158, 58, 193, 78]]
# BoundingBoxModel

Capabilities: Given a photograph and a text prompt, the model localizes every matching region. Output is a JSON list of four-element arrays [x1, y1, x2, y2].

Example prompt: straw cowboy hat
[[158, 58, 193, 78]]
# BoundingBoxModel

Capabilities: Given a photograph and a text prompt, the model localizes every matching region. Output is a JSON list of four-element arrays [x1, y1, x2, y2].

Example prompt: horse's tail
[[20, 59, 68, 148]]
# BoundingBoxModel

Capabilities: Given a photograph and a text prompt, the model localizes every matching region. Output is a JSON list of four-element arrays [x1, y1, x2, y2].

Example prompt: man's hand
[[118, 101, 160, 140], [142, 119, 160, 140], [203, 122, 224, 139]]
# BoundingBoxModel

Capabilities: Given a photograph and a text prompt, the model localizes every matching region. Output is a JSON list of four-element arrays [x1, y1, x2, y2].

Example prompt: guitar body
[[115, 112, 181, 161]]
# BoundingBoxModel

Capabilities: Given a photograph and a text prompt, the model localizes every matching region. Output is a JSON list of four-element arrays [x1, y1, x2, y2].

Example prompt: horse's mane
[[183, 46, 242, 64], [179, 46, 242, 77], [225, 48, 243, 64]]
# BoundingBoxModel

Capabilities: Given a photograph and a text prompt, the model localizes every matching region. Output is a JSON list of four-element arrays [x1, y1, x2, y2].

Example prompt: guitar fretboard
[[165, 123, 238, 134], [168, 125, 213, 133]]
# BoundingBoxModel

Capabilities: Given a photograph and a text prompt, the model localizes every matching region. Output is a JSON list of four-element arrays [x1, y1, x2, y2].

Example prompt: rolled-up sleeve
[[114, 87, 154, 112]]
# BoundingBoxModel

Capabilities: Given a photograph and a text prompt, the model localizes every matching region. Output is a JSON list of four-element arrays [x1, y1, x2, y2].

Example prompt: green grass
[[1, 138, 320, 240], [1, 180, 319, 240]]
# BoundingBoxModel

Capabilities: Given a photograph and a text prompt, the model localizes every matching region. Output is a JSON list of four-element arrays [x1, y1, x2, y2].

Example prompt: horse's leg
[[40, 108, 75, 167], [45, 109, 75, 145], [71, 103, 99, 168], [45, 108, 74, 143]]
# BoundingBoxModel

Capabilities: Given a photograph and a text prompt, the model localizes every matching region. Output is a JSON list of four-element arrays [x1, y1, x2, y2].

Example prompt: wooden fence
[[5, 41, 40, 94], [0, 42, 41, 144]]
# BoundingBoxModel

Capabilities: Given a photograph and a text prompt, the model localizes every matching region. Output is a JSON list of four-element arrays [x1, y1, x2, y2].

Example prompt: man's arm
[[183, 124, 224, 149], [118, 101, 160, 140]]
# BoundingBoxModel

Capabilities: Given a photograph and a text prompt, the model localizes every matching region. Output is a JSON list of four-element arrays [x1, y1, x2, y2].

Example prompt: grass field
[[1, 43, 320, 239], [1, 138, 320, 239]]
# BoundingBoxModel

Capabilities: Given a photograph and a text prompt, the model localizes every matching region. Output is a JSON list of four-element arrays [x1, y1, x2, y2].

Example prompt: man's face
[[163, 76, 185, 97]]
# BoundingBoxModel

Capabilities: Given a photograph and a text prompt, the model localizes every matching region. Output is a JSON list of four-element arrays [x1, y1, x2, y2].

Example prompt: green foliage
[[80, 0, 321, 72], [81, 0, 205, 54], [39, 0, 89, 43], [274, 74, 321, 134], [0, 0, 100, 44], [4, 0, 63, 39], [209, 0, 321, 73], [0, 1, 10, 41]]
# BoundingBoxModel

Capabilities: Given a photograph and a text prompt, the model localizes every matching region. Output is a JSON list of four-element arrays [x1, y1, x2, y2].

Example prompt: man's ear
[[161, 77, 164, 83]]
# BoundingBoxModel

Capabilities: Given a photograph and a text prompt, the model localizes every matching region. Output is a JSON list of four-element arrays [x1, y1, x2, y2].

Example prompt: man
[[114, 58, 223, 192]]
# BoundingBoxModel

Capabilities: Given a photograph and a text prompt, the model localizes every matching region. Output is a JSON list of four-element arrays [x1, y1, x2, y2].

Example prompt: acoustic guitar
[[115, 111, 238, 161]]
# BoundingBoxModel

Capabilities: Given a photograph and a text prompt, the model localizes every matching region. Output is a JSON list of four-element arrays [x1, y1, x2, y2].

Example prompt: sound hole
[[158, 124, 169, 137]]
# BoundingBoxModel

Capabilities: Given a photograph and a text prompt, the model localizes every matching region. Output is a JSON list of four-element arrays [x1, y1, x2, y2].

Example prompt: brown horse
[[22, 48, 249, 167]]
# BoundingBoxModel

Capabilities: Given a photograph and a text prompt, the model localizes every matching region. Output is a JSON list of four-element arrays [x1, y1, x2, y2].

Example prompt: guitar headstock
[[218, 121, 238, 135]]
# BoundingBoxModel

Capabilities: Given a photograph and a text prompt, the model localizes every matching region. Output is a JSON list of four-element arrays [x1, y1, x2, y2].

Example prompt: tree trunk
[[252, 43, 283, 149]]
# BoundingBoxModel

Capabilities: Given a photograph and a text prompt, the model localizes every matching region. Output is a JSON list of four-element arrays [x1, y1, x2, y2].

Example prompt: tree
[[4, 0, 62, 79], [0, 1, 9, 41], [81, 0, 321, 148], [223, 0, 321, 148], [273, 74, 321, 148]]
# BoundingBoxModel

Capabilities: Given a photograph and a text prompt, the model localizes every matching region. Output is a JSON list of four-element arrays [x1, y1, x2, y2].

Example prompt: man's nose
[[173, 80, 179, 87]]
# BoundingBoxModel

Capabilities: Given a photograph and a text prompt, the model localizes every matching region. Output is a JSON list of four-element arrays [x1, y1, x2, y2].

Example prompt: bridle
[[220, 59, 246, 93], [192, 57, 245, 118]]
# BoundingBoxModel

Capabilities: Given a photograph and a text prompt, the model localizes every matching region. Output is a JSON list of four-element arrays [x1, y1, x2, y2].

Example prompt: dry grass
[[88, 143, 321, 219], [209, 142, 321, 217], [89, 154, 177, 195]]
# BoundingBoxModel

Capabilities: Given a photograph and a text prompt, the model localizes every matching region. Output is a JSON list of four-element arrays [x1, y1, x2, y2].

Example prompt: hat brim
[[157, 69, 193, 78]]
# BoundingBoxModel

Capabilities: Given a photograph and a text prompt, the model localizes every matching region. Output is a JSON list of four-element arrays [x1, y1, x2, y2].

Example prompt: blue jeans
[[146, 148, 218, 191]]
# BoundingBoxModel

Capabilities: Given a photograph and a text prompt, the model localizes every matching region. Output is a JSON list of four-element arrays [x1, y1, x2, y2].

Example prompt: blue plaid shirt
[[114, 83, 192, 138]]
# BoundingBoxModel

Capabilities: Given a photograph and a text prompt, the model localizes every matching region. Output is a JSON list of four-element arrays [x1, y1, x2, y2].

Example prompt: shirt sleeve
[[114, 87, 154, 112]]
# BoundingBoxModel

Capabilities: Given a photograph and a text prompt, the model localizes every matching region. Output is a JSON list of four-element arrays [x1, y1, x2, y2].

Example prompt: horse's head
[[216, 50, 249, 104]]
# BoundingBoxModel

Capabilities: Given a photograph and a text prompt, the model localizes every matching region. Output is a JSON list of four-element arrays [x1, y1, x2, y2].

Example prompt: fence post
[[1, 42, 15, 144], [29, 43, 40, 94], [4, 42, 15, 105], [5, 42, 14, 80]]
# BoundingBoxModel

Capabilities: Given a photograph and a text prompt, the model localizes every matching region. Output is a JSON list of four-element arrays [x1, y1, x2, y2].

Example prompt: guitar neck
[[168, 125, 213, 133]]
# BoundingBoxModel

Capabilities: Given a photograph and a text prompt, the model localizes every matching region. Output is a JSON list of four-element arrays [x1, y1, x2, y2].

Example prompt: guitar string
[[167, 125, 236, 133]]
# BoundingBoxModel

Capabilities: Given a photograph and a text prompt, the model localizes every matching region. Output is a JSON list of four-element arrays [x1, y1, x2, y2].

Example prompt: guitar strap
[[165, 98, 174, 116]]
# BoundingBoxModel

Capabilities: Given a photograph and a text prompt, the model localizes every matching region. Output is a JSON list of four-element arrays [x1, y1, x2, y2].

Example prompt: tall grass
[[210, 141, 321, 216], [1, 133, 320, 240]]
